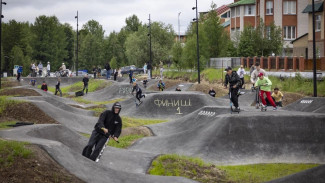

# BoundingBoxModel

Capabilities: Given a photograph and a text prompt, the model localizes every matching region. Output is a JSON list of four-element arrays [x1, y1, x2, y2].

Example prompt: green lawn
[[0, 121, 17, 129], [0, 140, 32, 167], [108, 134, 145, 149], [0, 96, 23, 114], [121, 116, 168, 129], [149, 154, 320, 183]]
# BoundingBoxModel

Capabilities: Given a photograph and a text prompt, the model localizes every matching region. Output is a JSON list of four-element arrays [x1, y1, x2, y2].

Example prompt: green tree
[[171, 42, 183, 70], [110, 57, 117, 70], [125, 15, 141, 32], [238, 26, 256, 57], [62, 23, 75, 70]]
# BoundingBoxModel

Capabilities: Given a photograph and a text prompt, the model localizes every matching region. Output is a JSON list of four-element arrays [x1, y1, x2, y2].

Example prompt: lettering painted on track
[[300, 100, 313, 104], [154, 99, 192, 107], [118, 87, 133, 94]]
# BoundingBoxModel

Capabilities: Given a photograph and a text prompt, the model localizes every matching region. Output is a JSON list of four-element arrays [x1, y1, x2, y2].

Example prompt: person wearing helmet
[[255, 73, 277, 110], [82, 102, 122, 161]]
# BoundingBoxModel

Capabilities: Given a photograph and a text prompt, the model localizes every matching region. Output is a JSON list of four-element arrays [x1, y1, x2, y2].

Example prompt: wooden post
[[260, 56, 264, 69], [299, 56, 305, 72], [268, 56, 271, 71], [293, 56, 297, 72], [246, 57, 250, 69], [284, 56, 288, 71], [276, 56, 280, 71], [253, 56, 257, 66]]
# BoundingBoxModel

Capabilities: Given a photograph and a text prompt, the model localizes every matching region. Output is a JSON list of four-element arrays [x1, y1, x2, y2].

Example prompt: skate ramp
[[0, 125, 196, 183], [267, 165, 325, 183], [165, 83, 194, 91], [130, 106, 325, 165], [284, 97, 325, 113], [84, 83, 133, 101], [119, 92, 229, 119], [21, 77, 83, 87]]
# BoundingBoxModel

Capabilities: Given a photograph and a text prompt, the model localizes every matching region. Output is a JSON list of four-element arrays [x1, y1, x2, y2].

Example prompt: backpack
[[75, 91, 84, 97]]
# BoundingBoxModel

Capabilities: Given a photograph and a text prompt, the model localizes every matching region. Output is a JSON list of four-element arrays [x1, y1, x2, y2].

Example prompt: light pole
[[0, 0, 6, 88], [312, 0, 317, 97], [193, 0, 200, 84], [75, 11, 79, 77], [178, 12, 181, 42], [148, 14, 152, 78]]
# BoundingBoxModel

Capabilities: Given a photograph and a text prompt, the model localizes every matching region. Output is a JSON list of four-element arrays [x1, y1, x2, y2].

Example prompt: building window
[[236, 7, 240, 17], [283, 26, 296, 40], [266, 26, 271, 39], [245, 5, 255, 16], [316, 15, 321, 32], [266, 1, 273, 15], [283, 1, 296, 15], [231, 8, 236, 18]]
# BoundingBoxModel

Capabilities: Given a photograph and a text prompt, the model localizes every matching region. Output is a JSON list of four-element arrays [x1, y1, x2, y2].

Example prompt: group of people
[[30, 62, 51, 77]]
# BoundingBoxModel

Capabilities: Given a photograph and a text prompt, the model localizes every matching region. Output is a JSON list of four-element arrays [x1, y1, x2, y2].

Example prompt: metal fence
[[208, 57, 241, 69]]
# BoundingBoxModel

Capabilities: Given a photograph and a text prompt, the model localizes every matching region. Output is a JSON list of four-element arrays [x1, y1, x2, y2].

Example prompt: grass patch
[[218, 163, 320, 183], [0, 121, 17, 129], [80, 133, 90, 138], [0, 96, 23, 114], [201, 68, 224, 83], [148, 154, 320, 183], [121, 116, 168, 129], [0, 139, 32, 167], [108, 134, 144, 149], [72, 97, 125, 105]]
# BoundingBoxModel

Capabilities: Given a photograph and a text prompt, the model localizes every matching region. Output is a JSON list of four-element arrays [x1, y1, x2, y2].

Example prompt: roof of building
[[221, 20, 230, 27], [229, 0, 255, 8], [291, 33, 308, 44], [302, 1, 323, 13], [216, 5, 230, 15]]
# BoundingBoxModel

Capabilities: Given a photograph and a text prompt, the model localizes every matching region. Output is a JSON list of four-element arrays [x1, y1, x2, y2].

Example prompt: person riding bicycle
[[255, 73, 277, 111], [224, 67, 241, 112], [250, 63, 267, 108], [157, 80, 165, 91]]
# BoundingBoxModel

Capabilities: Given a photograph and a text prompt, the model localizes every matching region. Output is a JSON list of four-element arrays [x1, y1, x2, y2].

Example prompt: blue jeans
[[107, 70, 111, 79]]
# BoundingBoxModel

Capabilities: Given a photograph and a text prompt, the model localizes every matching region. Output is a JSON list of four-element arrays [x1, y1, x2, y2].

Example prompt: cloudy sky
[[3, 0, 233, 36]]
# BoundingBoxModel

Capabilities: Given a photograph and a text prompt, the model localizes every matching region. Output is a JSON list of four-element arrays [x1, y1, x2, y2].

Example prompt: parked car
[[100, 69, 114, 77], [121, 65, 143, 76]]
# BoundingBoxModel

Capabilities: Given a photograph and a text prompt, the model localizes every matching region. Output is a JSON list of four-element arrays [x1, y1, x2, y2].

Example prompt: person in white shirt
[[250, 63, 267, 86], [237, 65, 246, 89], [143, 63, 147, 74], [47, 62, 51, 77]]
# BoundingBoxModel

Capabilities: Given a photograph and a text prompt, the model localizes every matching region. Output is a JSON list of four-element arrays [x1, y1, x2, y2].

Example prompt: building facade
[[229, 0, 309, 56]]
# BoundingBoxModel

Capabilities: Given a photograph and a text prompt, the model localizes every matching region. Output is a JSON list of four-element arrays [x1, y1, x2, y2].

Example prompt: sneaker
[[273, 107, 277, 111], [255, 104, 260, 109], [143, 94, 146, 98]]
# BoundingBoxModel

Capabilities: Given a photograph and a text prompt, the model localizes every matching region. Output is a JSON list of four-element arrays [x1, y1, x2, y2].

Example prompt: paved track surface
[[1, 80, 324, 182]]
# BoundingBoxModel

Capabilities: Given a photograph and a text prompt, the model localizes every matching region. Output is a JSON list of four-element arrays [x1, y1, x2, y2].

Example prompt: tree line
[[1, 3, 283, 76]]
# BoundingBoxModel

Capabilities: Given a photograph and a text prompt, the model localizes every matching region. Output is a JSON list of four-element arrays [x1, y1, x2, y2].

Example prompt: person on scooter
[[224, 67, 241, 112]]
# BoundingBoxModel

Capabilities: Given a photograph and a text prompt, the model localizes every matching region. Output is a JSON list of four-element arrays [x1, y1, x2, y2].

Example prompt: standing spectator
[[114, 69, 118, 81], [17, 66, 22, 81], [30, 64, 33, 77], [38, 62, 43, 77], [143, 63, 147, 74], [129, 69, 133, 84], [93, 66, 97, 79], [32, 63, 36, 77], [147, 62, 152, 79], [55, 78, 62, 97], [97, 66, 101, 78], [83, 74, 89, 94], [237, 65, 246, 89], [272, 88, 284, 107], [249, 64, 255, 76], [47, 62, 51, 77], [255, 73, 277, 110], [41, 81, 48, 92], [159, 61, 164, 79], [105, 62, 111, 79], [61, 63, 66, 70]]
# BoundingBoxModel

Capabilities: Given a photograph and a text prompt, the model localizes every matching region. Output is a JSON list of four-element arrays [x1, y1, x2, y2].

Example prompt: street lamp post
[[193, 0, 200, 84], [148, 14, 152, 78], [0, 0, 6, 89], [75, 11, 79, 77], [178, 12, 181, 42], [312, 0, 317, 97]]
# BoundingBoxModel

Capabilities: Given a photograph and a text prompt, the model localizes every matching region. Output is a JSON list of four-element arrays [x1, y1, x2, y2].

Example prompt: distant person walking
[[105, 62, 111, 79], [237, 65, 246, 89], [55, 78, 62, 97], [147, 62, 152, 79], [83, 74, 89, 94], [143, 63, 147, 74], [47, 62, 51, 77], [38, 62, 43, 77], [159, 61, 164, 79], [255, 73, 277, 110]]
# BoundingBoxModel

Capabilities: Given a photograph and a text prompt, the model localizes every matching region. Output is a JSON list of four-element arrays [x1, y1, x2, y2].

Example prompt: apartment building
[[229, 0, 309, 56]]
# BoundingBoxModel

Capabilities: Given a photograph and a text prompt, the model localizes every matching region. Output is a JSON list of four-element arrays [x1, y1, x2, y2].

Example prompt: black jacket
[[132, 84, 142, 93], [56, 81, 60, 89], [105, 63, 111, 71], [224, 71, 241, 88], [95, 105, 122, 138], [147, 63, 152, 70], [83, 77, 89, 85], [209, 89, 216, 97]]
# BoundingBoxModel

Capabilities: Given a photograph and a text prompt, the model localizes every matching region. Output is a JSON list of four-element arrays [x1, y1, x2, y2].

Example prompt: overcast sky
[[3, 0, 233, 36]]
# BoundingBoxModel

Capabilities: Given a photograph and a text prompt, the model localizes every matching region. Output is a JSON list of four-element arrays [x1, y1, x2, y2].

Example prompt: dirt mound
[[189, 81, 228, 98], [0, 144, 84, 183], [121, 126, 152, 137], [0, 80, 21, 88], [0, 103, 58, 124], [0, 88, 41, 97]]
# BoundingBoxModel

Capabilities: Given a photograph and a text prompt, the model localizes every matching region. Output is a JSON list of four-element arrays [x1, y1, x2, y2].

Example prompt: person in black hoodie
[[105, 62, 111, 79], [54, 78, 62, 97], [82, 102, 122, 161], [208, 87, 216, 97], [82, 74, 89, 94], [132, 82, 145, 103], [224, 67, 241, 112]]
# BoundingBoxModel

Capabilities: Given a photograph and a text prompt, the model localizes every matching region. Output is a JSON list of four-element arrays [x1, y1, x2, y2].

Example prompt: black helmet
[[113, 102, 122, 109]]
